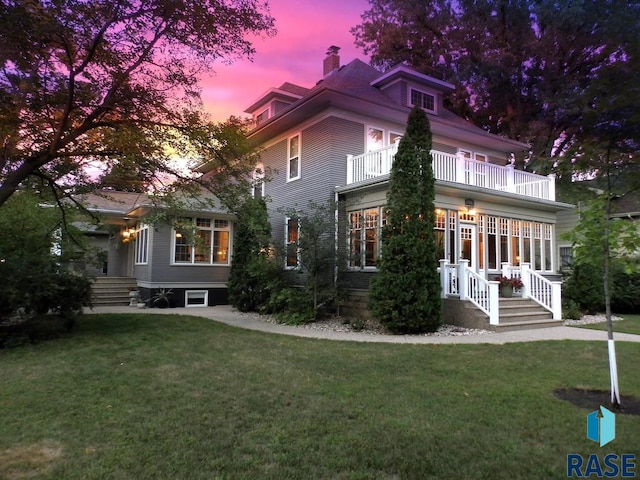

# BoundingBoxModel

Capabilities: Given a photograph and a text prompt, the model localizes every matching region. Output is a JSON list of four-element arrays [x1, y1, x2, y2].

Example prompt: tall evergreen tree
[[369, 107, 442, 333], [228, 197, 277, 312]]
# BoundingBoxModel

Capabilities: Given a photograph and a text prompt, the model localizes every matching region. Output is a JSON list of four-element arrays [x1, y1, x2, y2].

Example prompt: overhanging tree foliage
[[369, 107, 442, 334], [0, 0, 275, 207], [353, 0, 639, 176]]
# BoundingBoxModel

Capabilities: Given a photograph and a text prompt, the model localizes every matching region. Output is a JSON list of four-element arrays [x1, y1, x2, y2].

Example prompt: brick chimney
[[323, 46, 341, 76]]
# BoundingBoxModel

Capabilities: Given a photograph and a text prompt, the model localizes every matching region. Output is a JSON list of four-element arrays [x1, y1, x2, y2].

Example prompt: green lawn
[[1, 314, 639, 480], [577, 314, 640, 336]]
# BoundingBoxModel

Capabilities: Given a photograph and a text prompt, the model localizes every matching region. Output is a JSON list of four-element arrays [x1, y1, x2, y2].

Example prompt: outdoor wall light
[[121, 227, 137, 242], [464, 198, 474, 207]]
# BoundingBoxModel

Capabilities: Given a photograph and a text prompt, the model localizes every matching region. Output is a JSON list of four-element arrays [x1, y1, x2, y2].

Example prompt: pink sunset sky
[[200, 0, 371, 121]]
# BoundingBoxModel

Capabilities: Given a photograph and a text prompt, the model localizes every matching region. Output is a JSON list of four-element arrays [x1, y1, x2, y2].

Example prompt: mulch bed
[[555, 388, 640, 416]]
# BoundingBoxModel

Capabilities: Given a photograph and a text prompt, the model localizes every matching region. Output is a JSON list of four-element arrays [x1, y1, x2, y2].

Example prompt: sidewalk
[[84, 305, 640, 345]]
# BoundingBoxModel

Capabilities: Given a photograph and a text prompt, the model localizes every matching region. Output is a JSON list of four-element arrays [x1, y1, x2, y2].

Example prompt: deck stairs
[[91, 277, 138, 306], [463, 297, 562, 332]]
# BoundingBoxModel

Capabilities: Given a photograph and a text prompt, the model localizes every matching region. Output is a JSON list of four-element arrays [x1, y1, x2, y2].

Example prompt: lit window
[[173, 217, 230, 265], [285, 217, 299, 268]]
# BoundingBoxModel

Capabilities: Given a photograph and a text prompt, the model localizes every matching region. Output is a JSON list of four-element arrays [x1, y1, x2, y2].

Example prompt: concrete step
[[491, 319, 563, 332], [91, 277, 137, 306]]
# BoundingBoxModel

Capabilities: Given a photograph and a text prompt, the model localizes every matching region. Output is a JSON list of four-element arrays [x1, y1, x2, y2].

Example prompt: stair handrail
[[520, 264, 562, 320], [459, 260, 500, 325]]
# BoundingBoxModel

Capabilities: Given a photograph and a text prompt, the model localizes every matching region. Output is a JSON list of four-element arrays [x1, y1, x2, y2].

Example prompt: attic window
[[255, 107, 270, 125], [410, 89, 435, 113]]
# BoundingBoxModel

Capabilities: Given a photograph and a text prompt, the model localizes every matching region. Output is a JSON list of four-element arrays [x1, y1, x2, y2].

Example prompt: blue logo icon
[[587, 406, 615, 447]]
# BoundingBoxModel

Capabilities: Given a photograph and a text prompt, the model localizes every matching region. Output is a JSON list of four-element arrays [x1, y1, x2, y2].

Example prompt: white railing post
[[547, 173, 556, 201], [439, 259, 448, 298], [458, 259, 469, 300], [506, 163, 515, 194], [489, 281, 500, 325], [520, 263, 530, 299], [551, 281, 562, 320], [501, 262, 510, 278], [346, 154, 353, 185], [456, 152, 466, 184]]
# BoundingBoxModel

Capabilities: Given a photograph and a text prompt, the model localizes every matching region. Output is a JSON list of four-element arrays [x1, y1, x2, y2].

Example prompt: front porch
[[346, 144, 556, 201], [440, 260, 563, 329]]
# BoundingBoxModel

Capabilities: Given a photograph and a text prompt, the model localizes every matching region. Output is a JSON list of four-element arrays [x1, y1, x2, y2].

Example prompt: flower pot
[[500, 285, 513, 298]]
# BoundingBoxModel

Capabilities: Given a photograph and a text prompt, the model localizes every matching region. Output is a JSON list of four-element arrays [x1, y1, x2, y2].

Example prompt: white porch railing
[[501, 262, 562, 320], [440, 259, 500, 325], [346, 145, 556, 201], [440, 260, 563, 325]]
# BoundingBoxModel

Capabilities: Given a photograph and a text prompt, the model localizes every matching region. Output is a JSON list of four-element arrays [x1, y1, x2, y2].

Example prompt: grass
[[1, 314, 640, 480], [577, 314, 640, 336]]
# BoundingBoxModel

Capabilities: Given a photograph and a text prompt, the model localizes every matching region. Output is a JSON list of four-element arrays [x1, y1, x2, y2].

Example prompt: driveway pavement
[[84, 305, 640, 345]]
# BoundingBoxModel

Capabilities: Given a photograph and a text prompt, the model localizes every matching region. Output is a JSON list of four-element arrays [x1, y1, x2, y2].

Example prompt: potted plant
[[495, 276, 523, 298], [151, 288, 173, 308]]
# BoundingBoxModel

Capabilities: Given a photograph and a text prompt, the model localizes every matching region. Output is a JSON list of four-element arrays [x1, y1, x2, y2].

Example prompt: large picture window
[[173, 217, 230, 265], [349, 207, 384, 268]]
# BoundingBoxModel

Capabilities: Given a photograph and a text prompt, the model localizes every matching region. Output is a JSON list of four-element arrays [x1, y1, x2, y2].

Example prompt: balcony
[[346, 144, 556, 201]]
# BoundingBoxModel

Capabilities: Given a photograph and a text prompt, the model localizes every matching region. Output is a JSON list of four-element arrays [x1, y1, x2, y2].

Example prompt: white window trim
[[287, 133, 301, 182], [284, 216, 300, 269], [134, 223, 149, 265], [171, 218, 232, 266], [365, 125, 385, 152], [408, 86, 437, 114], [185, 290, 209, 308], [347, 207, 383, 270]]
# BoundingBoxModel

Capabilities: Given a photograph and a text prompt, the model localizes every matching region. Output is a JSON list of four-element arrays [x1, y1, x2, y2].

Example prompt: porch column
[[489, 281, 500, 325], [456, 152, 466, 184], [346, 155, 354, 184], [458, 259, 469, 300], [500, 262, 510, 278], [439, 259, 449, 298], [547, 173, 556, 201], [505, 163, 515, 194], [520, 262, 531, 299]]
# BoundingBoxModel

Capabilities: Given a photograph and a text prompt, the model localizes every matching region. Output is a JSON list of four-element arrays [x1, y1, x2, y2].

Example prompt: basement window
[[185, 290, 208, 307]]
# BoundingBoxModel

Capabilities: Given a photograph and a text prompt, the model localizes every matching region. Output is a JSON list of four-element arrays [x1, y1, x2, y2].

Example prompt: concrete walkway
[[84, 305, 640, 345]]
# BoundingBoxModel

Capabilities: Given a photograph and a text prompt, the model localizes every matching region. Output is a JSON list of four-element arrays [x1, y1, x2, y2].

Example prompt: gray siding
[[263, 117, 364, 251], [146, 223, 231, 285]]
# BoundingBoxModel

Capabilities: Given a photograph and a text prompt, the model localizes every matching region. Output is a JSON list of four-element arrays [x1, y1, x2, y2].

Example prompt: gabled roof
[[246, 59, 530, 153], [244, 82, 310, 114]]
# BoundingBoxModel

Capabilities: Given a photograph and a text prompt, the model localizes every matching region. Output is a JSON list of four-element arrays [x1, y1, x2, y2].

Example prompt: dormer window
[[255, 107, 270, 125], [410, 88, 435, 113]]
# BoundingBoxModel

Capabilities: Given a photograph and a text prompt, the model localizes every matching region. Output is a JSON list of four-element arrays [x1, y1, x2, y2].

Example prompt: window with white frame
[[134, 224, 149, 265], [349, 207, 385, 268], [409, 88, 435, 112], [366, 126, 385, 152], [185, 290, 208, 307], [252, 163, 265, 199], [173, 217, 230, 265], [287, 134, 300, 181], [285, 217, 299, 268]]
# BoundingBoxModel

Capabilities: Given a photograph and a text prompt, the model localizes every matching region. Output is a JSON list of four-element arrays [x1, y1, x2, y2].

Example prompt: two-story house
[[237, 46, 574, 329]]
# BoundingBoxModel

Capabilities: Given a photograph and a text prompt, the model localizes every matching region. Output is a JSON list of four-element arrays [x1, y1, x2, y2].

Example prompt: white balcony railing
[[346, 144, 556, 201]]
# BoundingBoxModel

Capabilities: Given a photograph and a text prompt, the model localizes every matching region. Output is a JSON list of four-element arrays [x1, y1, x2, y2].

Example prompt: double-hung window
[[287, 134, 301, 181], [409, 88, 436, 113], [173, 217, 230, 265], [349, 207, 384, 268], [285, 217, 300, 268], [252, 163, 265, 199]]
